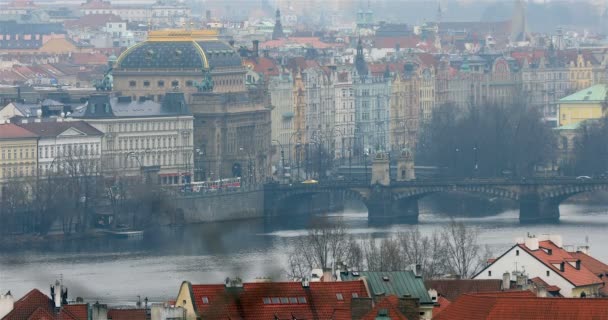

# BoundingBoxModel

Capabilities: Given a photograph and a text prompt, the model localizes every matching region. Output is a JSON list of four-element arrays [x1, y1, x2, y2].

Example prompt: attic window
[[516, 250, 519, 256], [280, 297, 289, 304], [271, 297, 280, 304], [547, 270, 550, 277], [297, 297, 307, 304], [382, 276, 389, 281], [336, 293, 344, 301], [289, 297, 298, 303], [263, 297, 271, 304], [352, 292, 359, 298], [202, 296, 209, 304]]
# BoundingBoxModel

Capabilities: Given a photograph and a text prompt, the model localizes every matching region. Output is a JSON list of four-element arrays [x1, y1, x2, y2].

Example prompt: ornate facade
[[109, 29, 271, 184]]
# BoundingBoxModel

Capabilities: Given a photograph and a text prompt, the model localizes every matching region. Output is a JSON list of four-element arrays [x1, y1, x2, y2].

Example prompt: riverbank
[[0, 230, 107, 251]]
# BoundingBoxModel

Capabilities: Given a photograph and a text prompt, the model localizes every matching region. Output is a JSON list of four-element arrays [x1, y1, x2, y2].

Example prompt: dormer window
[[202, 296, 209, 304]]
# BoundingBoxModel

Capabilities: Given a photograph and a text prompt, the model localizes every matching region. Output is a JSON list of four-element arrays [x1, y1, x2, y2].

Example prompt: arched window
[[129, 80, 136, 87]]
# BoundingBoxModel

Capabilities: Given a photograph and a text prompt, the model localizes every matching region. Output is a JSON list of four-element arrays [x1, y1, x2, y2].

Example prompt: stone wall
[[174, 189, 265, 223]]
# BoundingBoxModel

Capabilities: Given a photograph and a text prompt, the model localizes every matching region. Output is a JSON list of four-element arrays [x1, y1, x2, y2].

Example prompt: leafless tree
[[441, 220, 488, 278], [286, 219, 489, 280], [286, 218, 358, 280]]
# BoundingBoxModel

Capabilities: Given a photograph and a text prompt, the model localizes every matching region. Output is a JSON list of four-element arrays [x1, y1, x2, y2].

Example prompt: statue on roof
[[94, 56, 115, 91], [195, 68, 214, 92]]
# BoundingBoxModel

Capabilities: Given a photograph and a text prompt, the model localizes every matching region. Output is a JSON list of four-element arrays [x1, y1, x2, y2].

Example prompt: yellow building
[[568, 53, 607, 91], [557, 84, 608, 126], [0, 123, 38, 186]]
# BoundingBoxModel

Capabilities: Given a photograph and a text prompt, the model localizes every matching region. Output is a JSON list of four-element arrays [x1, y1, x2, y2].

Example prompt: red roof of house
[[59, 304, 88, 320], [361, 295, 408, 320], [529, 277, 561, 293], [2, 289, 54, 320], [424, 280, 504, 302], [0, 123, 38, 139], [107, 309, 146, 320], [518, 240, 603, 287], [17, 121, 103, 138], [569, 251, 608, 295], [243, 57, 280, 77], [261, 37, 336, 50], [71, 53, 108, 66], [434, 295, 451, 316], [190, 280, 369, 320], [435, 291, 608, 320]]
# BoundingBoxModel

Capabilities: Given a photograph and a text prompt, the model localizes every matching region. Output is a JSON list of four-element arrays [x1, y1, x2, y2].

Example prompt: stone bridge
[[263, 179, 608, 223]]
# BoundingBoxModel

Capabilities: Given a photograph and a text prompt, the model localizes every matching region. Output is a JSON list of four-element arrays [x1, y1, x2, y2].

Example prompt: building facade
[[71, 93, 194, 185], [0, 123, 38, 185]]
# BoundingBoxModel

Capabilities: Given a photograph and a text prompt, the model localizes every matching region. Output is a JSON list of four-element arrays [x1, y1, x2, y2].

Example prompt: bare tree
[[286, 218, 357, 280], [441, 220, 487, 278]]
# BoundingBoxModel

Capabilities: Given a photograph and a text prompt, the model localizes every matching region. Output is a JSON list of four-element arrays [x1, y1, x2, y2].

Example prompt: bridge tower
[[371, 152, 390, 186], [396, 148, 415, 182]]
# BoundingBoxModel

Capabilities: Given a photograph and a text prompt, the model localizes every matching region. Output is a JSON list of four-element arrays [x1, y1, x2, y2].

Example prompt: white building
[[268, 72, 294, 168], [333, 65, 355, 160], [474, 235, 604, 298], [16, 120, 103, 178], [71, 92, 194, 185]]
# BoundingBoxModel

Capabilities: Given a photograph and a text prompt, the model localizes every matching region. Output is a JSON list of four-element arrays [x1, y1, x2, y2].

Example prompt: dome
[[114, 30, 242, 70]]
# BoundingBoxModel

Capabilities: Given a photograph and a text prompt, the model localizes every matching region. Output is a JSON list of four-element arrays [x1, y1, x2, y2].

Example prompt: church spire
[[272, 8, 285, 40]]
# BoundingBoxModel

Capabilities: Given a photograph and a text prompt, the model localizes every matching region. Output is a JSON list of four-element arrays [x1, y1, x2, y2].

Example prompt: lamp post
[[239, 147, 254, 188], [194, 148, 205, 182], [272, 139, 286, 183]]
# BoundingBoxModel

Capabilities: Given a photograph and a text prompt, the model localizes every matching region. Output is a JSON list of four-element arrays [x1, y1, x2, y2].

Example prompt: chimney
[[0, 291, 14, 319], [301, 277, 310, 288], [91, 302, 108, 320], [516, 274, 528, 289], [524, 236, 539, 251], [252, 40, 259, 58], [577, 246, 590, 255], [51, 280, 62, 308], [398, 296, 420, 320], [502, 272, 510, 290], [548, 235, 563, 248], [350, 297, 373, 319], [428, 289, 438, 303]]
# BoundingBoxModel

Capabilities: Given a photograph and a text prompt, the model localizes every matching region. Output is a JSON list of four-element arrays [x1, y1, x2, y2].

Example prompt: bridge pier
[[519, 194, 560, 224], [367, 186, 419, 223]]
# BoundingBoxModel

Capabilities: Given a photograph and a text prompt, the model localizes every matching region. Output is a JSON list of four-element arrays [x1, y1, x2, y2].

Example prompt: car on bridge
[[302, 179, 319, 184], [576, 176, 592, 181]]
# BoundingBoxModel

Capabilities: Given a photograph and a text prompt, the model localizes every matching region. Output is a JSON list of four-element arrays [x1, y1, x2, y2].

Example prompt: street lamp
[[239, 147, 254, 188], [272, 139, 286, 183]]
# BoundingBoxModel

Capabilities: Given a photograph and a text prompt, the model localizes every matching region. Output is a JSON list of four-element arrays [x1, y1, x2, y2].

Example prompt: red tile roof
[[529, 277, 561, 293], [435, 291, 608, 320], [433, 295, 451, 316], [2, 289, 54, 320], [190, 280, 369, 320], [107, 309, 146, 320], [71, 53, 108, 66], [424, 280, 503, 302], [518, 240, 603, 287], [361, 295, 408, 320], [17, 121, 103, 138], [0, 123, 38, 139], [243, 57, 280, 77], [261, 37, 337, 50], [59, 304, 88, 320], [569, 251, 608, 295]]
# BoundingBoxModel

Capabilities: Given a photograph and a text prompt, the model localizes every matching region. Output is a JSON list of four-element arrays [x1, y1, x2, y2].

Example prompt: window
[[171, 80, 179, 87], [143, 80, 150, 87], [262, 297, 271, 304], [158, 80, 165, 87], [202, 297, 209, 304], [297, 297, 307, 304], [546, 270, 550, 277], [336, 293, 343, 301], [289, 297, 298, 303], [280, 297, 289, 304], [271, 297, 280, 304], [352, 292, 359, 298], [129, 80, 136, 87], [516, 250, 519, 256], [488, 271, 492, 276], [186, 80, 193, 87]]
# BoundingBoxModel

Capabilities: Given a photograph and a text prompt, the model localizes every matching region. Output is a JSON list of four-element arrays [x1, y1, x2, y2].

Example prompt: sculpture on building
[[195, 68, 214, 92]]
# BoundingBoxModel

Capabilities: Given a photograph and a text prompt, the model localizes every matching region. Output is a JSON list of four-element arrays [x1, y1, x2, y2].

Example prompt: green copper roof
[[341, 271, 432, 304], [559, 84, 608, 103], [554, 119, 602, 131]]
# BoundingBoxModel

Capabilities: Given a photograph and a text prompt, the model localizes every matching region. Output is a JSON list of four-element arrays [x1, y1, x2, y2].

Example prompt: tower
[[272, 9, 285, 40], [354, 38, 368, 78], [510, 0, 527, 44]]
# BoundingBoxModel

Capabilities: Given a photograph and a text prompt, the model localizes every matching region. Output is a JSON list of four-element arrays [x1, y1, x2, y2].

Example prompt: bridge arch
[[539, 184, 608, 202], [267, 187, 369, 218], [392, 185, 519, 202]]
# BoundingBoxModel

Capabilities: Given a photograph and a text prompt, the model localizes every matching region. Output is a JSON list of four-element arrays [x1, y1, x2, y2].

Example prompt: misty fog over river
[[1, 204, 607, 305]]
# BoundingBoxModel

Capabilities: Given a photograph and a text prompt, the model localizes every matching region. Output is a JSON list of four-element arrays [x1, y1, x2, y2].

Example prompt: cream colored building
[[0, 123, 38, 186], [557, 84, 608, 127]]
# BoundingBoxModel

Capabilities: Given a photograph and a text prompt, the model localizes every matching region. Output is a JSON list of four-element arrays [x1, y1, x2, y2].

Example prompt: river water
[[1, 203, 608, 305]]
